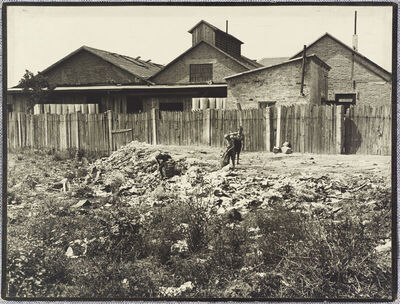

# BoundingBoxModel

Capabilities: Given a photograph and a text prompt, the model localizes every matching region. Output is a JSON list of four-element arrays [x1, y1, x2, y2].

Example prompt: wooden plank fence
[[7, 104, 392, 156], [344, 105, 392, 155], [33, 103, 100, 115]]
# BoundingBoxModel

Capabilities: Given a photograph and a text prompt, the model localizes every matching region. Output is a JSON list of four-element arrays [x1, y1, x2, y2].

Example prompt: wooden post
[[300, 45, 306, 95], [265, 107, 271, 152], [207, 109, 212, 146], [30, 114, 34, 148], [151, 108, 157, 145], [44, 113, 48, 147], [336, 105, 344, 154], [74, 112, 80, 150], [276, 106, 282, 148], [202, 109, 211, 146], [107, 110, 113, 152], [17, 112, 22, 148]]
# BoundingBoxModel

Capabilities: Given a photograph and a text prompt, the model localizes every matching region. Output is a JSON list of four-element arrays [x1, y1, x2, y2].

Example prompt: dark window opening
[[127, 96, 143, 113], [190, 64, 213, 83], [86, 95, 101, 104], [159, 102, 183, 112], [258, 101, 276, 109]]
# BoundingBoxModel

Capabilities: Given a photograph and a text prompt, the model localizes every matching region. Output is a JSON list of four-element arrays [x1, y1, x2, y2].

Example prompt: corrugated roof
[[83, 46, 164, 80], [225, 54, 331, 80], [258, 57, 289, 67], [40, 46, 164, 84]]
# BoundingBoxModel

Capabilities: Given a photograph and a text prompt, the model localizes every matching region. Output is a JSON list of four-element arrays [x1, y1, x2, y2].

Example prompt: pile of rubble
[[75, 141, 390, 225]]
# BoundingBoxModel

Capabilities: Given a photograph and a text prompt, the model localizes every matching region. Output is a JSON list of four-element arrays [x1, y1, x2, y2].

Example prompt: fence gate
[[111, 128, 134, 151], [343, 105, 391, 156]]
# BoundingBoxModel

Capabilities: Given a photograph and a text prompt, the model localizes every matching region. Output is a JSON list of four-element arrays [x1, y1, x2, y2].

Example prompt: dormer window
[[189, 64, 213, 83]]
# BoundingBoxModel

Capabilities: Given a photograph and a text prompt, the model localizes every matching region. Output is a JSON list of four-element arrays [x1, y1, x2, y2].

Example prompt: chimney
[[352, 11, 358, 51]]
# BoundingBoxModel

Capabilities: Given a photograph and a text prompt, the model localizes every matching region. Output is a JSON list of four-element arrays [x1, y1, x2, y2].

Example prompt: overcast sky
[[7, 5, 393, 87]]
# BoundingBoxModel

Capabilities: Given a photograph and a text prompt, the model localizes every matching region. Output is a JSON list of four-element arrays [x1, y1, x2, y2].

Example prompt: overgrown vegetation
[[5, 147, 393, 299], [18, 70, 54, 112]]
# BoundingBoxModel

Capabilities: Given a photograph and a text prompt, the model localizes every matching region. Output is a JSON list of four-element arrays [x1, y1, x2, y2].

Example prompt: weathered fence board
[[7, 104, 391, 156]]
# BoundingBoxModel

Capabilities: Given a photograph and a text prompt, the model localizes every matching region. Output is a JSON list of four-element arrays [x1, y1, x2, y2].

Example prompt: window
[[127, 96, 143, 113], [190, 64, 213, 83]]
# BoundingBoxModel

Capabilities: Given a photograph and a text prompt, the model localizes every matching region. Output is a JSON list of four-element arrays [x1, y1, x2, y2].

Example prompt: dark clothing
[[155, 153, 172, 177], [221, 136, 236, 168], [233, 133, 244, 164]]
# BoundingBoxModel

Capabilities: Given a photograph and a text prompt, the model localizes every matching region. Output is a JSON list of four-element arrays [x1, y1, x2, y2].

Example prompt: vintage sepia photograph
[[3, 2, 396, 300]]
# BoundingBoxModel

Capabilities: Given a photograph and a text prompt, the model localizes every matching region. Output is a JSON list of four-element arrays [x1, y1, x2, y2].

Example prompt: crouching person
[[155, 152, 173, 178], [221, 134, 236, 169]]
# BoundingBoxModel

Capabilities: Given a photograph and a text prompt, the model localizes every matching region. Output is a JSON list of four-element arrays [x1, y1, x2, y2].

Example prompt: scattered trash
[[160, 281, 194, 297], [72, 199, 91, 208], [281, 142, 293, 154], [375, 239, 391, 253], [273, 146, 281, 153]]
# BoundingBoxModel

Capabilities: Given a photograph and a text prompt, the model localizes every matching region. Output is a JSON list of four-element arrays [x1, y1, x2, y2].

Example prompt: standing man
[[233, 126, 245, 164]]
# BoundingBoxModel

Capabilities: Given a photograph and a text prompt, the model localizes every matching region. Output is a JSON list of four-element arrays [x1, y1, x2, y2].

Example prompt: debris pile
[[71, 141, 390, 226]]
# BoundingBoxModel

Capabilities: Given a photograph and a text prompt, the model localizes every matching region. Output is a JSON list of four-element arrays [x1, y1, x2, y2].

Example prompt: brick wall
[[226, 59, 327, 109], [151, 42, 248, 84], [301, 35, 392, 105], [44, 50, 144, 86]]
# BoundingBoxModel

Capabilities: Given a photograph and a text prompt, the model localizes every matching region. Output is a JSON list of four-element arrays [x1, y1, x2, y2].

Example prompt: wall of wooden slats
[[7, 105, 392, 156], [344, 105, 391, 155]]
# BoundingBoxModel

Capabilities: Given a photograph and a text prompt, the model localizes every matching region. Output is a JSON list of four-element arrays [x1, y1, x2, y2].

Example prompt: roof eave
[[225, 55, 330, 80]]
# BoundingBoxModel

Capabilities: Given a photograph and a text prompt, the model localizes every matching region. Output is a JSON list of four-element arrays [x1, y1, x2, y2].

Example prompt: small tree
[[18, 70, 54, 112]]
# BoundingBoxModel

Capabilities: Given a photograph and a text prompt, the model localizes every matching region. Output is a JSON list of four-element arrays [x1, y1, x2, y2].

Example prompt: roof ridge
[[289, 32, 391, 80], [83, 45, 161, 68], [149, 40, 252, 81]]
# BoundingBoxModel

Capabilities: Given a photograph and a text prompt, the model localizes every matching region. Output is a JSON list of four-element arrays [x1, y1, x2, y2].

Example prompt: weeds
[[6, 151, 393, 299]]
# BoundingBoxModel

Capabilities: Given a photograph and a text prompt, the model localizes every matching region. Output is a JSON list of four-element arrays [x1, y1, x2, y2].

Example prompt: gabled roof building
[[290, 33, 392, 106], [8, 20, 261, 113], [7, 23, 392, 114], [226, 55, 331, 108]]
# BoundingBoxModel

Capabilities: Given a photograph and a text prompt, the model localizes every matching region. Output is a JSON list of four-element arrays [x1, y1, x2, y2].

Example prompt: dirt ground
[[7, 145, 391, 181], [157, 145, 391, 178], [5, 144, 394, 299]]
